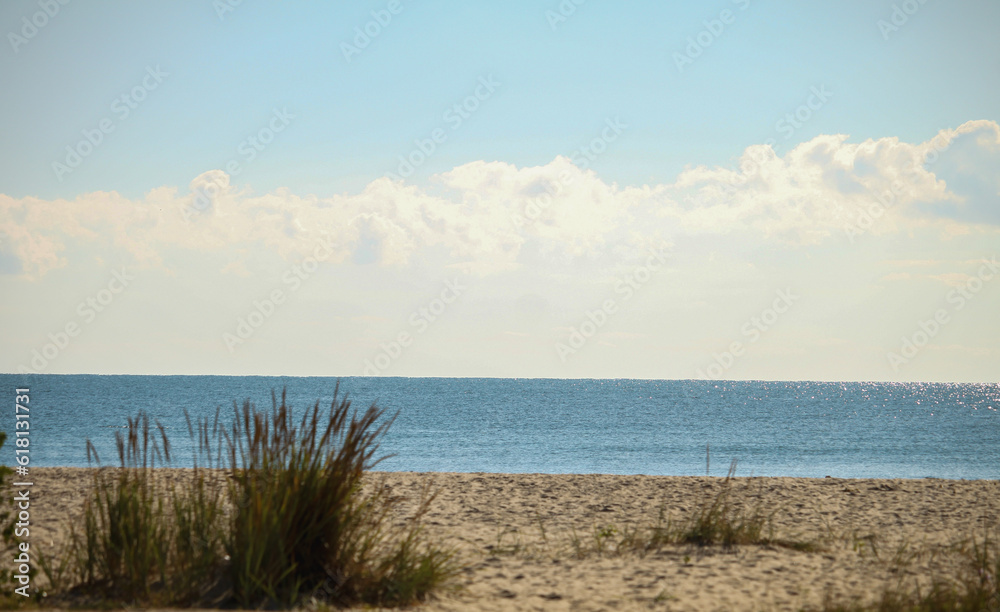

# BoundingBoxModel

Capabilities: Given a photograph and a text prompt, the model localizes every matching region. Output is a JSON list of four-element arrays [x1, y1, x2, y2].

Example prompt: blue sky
[[1, 1, 999, 380], [3, 0, 997, 198]]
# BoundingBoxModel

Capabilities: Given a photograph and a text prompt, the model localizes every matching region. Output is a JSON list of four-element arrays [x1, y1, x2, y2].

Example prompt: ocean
[[2, 375, 998, 479]]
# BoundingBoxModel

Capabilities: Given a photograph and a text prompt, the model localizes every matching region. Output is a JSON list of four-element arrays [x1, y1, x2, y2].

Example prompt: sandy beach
[[17, 468, 1000, 611]]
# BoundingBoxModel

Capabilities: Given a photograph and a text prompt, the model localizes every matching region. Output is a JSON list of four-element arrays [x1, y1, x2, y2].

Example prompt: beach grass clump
[[59, 386, 456, 608], [59, 414, 228, 605], [71, 416, 181, 601], [224, 389, 455, 607], [677, 482, 770, 548]]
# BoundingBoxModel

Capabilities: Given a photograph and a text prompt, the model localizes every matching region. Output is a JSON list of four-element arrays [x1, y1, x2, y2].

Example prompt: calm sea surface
[[1, 375, 998, 479]]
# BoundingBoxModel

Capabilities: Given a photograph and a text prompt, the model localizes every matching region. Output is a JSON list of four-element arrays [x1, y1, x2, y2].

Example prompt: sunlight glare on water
[[2, 375, 998, 479]]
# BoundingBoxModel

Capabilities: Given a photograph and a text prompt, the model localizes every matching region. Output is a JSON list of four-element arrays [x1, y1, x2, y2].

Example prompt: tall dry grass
[[56, 384, 456, 608]]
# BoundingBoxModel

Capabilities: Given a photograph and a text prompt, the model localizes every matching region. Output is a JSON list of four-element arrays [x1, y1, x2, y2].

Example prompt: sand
[[14, 468, 1000, 611]]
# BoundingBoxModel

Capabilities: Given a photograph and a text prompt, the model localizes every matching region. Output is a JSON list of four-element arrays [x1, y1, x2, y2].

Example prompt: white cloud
[[2, 120, 998, 279]]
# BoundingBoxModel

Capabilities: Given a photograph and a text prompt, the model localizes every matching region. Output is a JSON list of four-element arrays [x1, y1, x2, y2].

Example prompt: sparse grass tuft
[[677, 483, 770, 548], [667, 461, 812, 553], [813, 529, 1000, 612], [557, 462, 818, 560], [70, 414, 185, 603]]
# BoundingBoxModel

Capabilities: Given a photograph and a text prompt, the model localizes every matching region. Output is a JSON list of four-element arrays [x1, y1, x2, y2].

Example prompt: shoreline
[[21, 465, 998, 481]]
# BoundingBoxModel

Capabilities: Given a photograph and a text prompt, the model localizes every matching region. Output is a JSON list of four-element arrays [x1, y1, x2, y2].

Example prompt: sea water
[[1, 375, 997, 479]]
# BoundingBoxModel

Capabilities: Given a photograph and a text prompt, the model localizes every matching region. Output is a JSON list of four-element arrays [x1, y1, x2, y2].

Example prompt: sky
[[0, 0, 998, 381]]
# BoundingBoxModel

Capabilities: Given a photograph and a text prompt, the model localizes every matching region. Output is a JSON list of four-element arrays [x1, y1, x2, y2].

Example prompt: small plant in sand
[[556, 461, 817, 559], [815, 529, 1000, 612], [53, 385, 457, 608], [668, 461, 817, 552], [677, 481, 770, 547]]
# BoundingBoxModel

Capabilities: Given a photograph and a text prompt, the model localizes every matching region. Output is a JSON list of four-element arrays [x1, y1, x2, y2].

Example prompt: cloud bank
[[2, 120, 998, 279]]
